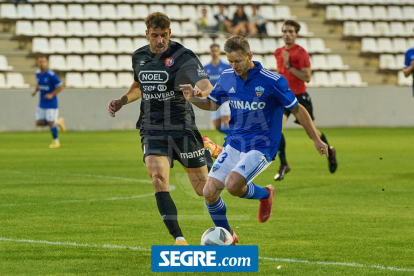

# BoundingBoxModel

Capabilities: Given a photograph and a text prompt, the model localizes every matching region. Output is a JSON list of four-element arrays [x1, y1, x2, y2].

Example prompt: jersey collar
[[246, 61, 263, 79], [39, 68, 50, 75]]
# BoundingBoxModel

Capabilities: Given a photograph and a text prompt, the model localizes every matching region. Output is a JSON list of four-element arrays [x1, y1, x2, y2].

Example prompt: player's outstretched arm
[[179, 83, 219, 111], [291, 104, 329, 157], [32, 84, 39, 96], [402, 60, 414, 77], [108, 80, 141, 117]]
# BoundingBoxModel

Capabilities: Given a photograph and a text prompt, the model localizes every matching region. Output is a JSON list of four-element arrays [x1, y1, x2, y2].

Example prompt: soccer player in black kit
[[108, 13, 216, 245]]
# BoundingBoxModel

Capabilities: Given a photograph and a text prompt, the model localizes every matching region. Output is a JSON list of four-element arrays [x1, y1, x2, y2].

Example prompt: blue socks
[[205, 197, 231, 233], [240, 182, 269, 200], [50, 125, 58, 139]]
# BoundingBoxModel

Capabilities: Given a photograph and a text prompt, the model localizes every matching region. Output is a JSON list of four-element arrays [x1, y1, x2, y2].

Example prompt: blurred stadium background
[[0, 0, 413, 131]]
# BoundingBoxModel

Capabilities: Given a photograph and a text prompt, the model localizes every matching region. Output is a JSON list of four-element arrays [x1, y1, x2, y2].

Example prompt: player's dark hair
[[37, 54, 48, 60], [224, 36, 250, 55], [210, 43, 220, 50], [283, 20, 301, 33], [145, 12, 170, 30]]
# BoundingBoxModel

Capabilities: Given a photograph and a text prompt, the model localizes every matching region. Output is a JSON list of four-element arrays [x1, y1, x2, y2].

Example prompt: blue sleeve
[[207, 75, 228, 106], [404, 50, 411, 68], [271, 77, 298, 110], [52, 73, 63, 89]]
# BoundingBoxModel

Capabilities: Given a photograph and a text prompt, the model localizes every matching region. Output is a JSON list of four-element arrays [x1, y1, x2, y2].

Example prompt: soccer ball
[[200, 227, 233, 245]]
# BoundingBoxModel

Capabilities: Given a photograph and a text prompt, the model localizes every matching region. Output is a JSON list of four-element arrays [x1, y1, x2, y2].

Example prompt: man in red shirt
[[273, 20, 337, 180]]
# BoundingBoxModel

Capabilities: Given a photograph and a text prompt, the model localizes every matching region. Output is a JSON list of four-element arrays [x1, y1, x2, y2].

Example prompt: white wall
[[0, 86, 413, 132]]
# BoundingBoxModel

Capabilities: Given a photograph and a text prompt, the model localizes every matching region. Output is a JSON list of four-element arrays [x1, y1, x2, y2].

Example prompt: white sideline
[[0, 186, 175, 207], [12, 171, 153, 183], [1, 171, 174, 207], [0, 237, 413, 272], [0, 237, 150, 252], [258, 257, 414, 272]]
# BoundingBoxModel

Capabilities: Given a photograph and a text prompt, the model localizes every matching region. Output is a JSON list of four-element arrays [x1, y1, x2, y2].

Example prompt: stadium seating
[[0, 1, 358, 88], [345, 71, 368, 87], [100, 72, 119, 88], [65, 72, 84, 88], [6, 73, 30, 88], [0, 4, 18, 20], [117, 72, 134, 88], [65, 72, 134, 88], [380, 54, 406, 70], [398, 71, 412, 86], [0, 73, 7, 88], [327, 5, 414, 21], [66, 55, 83, 70], [361, 38, 413, 55], [330, 71, 347, 87], [0, 56, 13, 71], [308, 71, 367, 87]]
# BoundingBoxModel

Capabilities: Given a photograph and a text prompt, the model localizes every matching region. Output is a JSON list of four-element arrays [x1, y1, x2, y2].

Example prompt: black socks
[[278, 133, 287, 166], [155, 192, 183, 239]]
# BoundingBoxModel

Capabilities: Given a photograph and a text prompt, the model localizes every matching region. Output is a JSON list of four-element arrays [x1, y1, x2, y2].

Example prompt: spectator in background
[[214, 5, 232, 34], [249, 5, 268, 37], [14, 0, 28, 5], [203, 44, 232, 134], [231, 5, 249, 36], [402, 44, 414, 95], [197, 7, 220, 36]]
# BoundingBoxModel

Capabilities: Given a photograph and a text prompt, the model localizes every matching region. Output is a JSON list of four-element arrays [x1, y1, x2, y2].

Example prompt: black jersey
[[133, 40, 209, 137]]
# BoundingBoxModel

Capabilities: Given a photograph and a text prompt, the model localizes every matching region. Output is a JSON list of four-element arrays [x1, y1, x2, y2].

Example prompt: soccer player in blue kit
[[32, 55, 66, 148], [402, 46, 414, 94], [180, 36, 328, 244], [204, 44, 232, 134]]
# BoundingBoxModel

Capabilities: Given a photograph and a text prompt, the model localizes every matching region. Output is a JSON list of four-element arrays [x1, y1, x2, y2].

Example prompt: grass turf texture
[[1, 128, 413, 275]]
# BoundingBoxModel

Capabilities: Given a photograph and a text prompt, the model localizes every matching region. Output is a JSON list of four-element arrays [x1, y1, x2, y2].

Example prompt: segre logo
[[159, 251, 217, 267], [152, 246, 258, 272]]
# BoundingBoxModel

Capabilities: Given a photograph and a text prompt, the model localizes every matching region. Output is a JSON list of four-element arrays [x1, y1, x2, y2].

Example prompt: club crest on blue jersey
[[255, 86, 264, 97], [164, 57, 174, 67], [212, 164, 220, 172]]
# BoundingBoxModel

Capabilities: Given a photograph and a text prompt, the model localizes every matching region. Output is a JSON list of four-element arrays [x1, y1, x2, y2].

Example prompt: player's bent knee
[[203, 184, 214, 199], [203, 183, 218, 202], [150, 173, 167, 187], [225, 173, 245, 196], [36, 120, 44, 126]]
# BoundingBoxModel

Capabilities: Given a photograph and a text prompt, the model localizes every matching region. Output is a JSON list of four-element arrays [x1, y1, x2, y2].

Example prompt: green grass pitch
[[1, 128, 413, 275]]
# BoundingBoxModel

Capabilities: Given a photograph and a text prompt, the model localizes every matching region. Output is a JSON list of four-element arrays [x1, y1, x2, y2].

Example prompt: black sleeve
[[132, 53, 139, 82], [175, 51, 209, 87]]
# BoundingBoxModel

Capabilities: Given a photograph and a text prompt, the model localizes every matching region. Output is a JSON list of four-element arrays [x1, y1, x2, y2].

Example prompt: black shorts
[[283, 92, 315, 125], [141, 131, 207, 169]]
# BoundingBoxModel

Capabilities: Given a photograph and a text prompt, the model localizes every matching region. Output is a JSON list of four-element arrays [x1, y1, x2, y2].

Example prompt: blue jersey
[[404, 47, 414, 88], [207, 61, 298, 160], [36, 69, 63, 109], [204, 60, 232, 86]]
